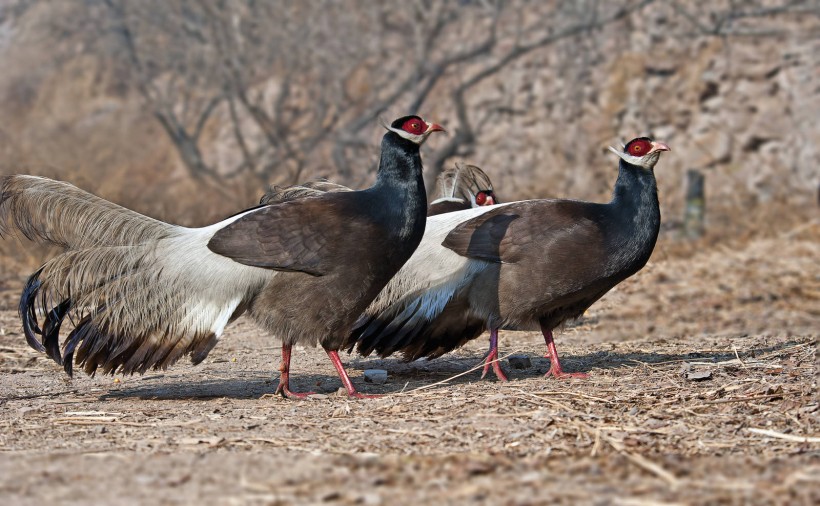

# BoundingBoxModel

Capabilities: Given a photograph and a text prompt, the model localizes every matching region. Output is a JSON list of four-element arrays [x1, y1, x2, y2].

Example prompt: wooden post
[[683, 169, 705, 239]]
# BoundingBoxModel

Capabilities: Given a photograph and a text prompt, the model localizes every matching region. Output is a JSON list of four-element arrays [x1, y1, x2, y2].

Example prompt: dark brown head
[[609, 137, 671, 170], [385, 115, 445, 145]]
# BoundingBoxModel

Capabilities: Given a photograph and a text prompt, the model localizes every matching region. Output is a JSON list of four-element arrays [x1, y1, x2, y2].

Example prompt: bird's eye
[[626, 139, 652, 156], [475, 192, 487, 205], [401, 118, 426, 135]]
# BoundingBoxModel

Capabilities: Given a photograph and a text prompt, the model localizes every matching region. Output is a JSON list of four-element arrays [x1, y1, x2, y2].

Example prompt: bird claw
[[275, 383, 316, 400], [480, 352, 509, 382], [544, 368, 588, 380], [541, 329, 587, 380], [480, 360, 491, 379]]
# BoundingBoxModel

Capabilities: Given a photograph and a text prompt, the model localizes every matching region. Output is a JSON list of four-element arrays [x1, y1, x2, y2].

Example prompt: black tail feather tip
[[19, 273, 45, 353], [43, 299, 72, 366]]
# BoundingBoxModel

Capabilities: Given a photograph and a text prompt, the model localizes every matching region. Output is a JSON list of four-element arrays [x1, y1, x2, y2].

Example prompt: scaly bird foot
[[480, 350, 509, 381], [275, 382, 316, 400]]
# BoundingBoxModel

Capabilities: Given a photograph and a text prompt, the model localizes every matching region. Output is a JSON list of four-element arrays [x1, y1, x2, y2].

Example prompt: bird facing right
[[351, 137, 670, 381], [426, 163, 499, 216], [1, 115, 444, 399]]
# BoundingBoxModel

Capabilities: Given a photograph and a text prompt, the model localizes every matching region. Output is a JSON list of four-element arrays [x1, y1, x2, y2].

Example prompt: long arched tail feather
[[2, 175, 271, 376], [0, 175, 170, 248]]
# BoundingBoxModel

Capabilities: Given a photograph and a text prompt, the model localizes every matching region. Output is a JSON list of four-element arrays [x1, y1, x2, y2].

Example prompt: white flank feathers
[[365, 203, 516, 321]]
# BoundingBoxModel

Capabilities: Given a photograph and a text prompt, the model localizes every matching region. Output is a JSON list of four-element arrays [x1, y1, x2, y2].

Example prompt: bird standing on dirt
[[0, 115, 444, 399], [351, 137, 670, 381], [261, 163, 504, 376], [262, 163, 505, 368]]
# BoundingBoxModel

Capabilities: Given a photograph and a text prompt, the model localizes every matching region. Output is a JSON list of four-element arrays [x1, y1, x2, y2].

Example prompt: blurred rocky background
[[0, 0, 817, 289]]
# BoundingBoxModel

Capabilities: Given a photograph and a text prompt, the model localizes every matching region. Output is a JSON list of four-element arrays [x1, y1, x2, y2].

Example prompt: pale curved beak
[[426, 123, 446, 134], [651, 141, 671, 152]]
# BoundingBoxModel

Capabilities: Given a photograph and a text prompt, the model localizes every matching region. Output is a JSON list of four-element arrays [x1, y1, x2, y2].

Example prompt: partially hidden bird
[[426, 163, 499, 216], [0, 115, 444, 399], [350, 137, 670, 381], [261, 163, 498, 213]]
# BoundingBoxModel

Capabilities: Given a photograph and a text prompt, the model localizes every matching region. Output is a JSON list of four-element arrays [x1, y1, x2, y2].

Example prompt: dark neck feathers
[[604, 160, 661, 273], [369, 132, 428, 241], [374, 133, 423, 187], [611, 160, 658, 209]]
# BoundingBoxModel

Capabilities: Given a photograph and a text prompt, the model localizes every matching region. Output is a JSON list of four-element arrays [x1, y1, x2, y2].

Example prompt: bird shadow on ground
[[562, 339, 810, 373], [97, 371, 353, 400], [96, 339, 808, 400], [99, 377, 273, 400], [348, 338, 809, 380]]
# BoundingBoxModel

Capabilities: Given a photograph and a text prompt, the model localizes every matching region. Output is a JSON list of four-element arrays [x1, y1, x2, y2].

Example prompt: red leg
[[275, 343, 316, 399], [326, 349, 380, 399], [541, 328, 587, 379], [480, 328, 508, 381]]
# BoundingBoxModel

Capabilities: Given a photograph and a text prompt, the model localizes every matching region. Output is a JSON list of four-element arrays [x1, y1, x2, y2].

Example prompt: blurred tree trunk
[[684, 169, 706, 239]]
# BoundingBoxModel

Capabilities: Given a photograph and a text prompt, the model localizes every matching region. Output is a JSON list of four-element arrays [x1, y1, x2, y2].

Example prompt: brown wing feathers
[[352, 201, 611, 360], [208, 200, 332, 276]]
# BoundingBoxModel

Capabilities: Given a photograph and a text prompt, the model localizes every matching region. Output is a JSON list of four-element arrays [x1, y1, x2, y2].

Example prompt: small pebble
[[508, 354, 532, 370], [18, 406, 40, 417], [363, 369, 388, 384], [681, 362, 713, 381], [686, 370, 712, 381]]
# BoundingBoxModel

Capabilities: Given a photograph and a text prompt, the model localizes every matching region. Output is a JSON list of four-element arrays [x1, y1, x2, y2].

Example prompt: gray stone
[[686, 369, 713, 381], [363, 369, 388, 384], [508, 354, 532, 370]]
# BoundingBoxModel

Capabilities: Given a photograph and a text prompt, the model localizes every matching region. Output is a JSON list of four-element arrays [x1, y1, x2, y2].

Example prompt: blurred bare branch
[[43, 0, 814, 197], [671, 0, 814, 37]]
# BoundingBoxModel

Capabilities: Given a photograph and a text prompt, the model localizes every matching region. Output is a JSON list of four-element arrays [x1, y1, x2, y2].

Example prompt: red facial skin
[[626, 138, 653, 156], [475, 191, 495, 206], [401, 118, 427, 135], [400, 118, 445, 135]]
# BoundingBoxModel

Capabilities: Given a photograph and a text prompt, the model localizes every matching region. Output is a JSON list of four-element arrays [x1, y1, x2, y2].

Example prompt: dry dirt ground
[[0, 228, 817, 505]]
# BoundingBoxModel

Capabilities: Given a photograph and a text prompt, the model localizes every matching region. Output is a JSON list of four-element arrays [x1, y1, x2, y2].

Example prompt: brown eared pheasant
[[351, 137, 670, 382], [0, 115, 444, 399]]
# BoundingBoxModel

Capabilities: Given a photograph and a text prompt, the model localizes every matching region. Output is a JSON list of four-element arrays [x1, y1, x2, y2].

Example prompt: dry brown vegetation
[[0, 0, 818, 504]]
